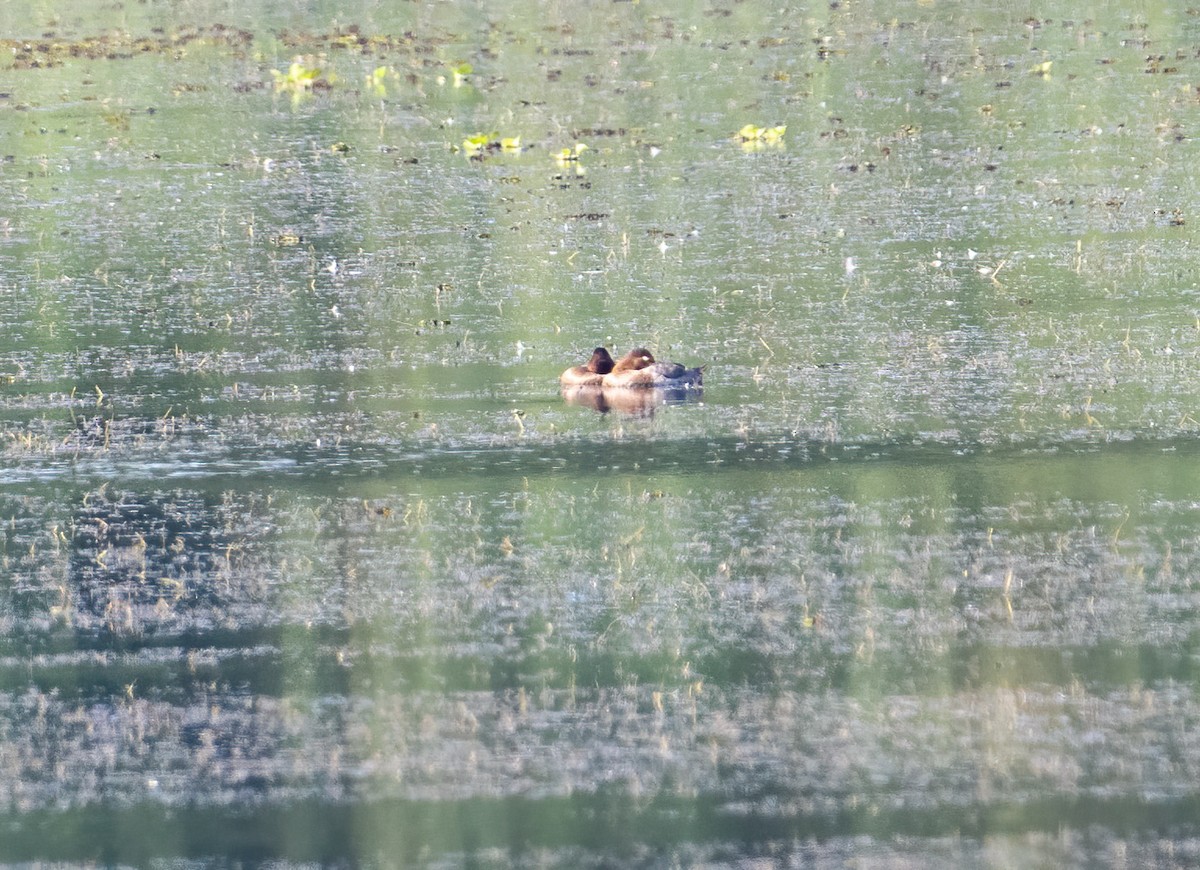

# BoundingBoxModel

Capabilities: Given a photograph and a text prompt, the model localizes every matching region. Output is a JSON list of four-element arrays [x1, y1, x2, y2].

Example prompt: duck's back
[[604, 361, 702, 388]]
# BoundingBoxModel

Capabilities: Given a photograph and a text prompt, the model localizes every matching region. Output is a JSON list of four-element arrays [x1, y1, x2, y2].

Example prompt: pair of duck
[[560, 347, 703, 389]]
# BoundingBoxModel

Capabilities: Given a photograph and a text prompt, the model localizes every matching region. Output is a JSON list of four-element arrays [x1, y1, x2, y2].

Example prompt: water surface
[[2, 0, 1200, 866]]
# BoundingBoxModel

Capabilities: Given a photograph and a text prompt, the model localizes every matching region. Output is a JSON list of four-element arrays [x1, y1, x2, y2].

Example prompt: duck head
[[612, 348, 656, 373], [587, 347, 616, 374]]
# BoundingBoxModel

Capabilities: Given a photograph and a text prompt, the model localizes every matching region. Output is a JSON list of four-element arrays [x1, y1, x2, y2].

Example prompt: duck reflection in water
[[560, 346, 704, 417]]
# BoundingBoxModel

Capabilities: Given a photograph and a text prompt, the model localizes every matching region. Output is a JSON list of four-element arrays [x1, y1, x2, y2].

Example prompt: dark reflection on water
[[2, 624, 1198, 703], [4, 791, 1200, 865], [0, 432, 1197, 865], [6, 428, 1200, 488], [0, 430, 1196, 865]]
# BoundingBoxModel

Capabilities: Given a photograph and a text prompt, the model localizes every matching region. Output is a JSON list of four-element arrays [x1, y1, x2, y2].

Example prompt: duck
[[559, 347, 616, 386], [602, 348, 704, 389]]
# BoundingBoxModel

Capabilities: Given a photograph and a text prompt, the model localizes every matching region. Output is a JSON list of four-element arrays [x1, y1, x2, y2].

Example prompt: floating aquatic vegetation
[[552, 143, 588, 175], [460, 132, 522, 158], [271, 59, 322, 94], [365, 64, 399, 97], [553, 142, 588, 163], [0, 25, 254, 69], [737, 124, 787, 149], [442, 61, 473, 88]]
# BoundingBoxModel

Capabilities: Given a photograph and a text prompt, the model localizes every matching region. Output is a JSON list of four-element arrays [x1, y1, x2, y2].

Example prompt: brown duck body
[[602, 348, 704, 389]]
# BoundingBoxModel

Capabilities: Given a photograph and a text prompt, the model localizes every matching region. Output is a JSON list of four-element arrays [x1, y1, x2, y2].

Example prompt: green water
[[2, 0, 1200, 865]]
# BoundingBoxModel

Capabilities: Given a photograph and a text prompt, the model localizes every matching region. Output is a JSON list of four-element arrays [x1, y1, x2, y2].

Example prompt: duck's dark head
[[587, 347, 616, 374]]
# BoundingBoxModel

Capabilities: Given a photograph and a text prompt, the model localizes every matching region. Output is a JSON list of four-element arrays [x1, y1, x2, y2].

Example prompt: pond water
[[3, 0, 1200, 865]]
